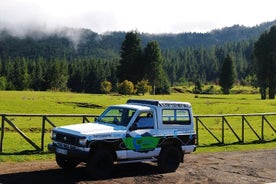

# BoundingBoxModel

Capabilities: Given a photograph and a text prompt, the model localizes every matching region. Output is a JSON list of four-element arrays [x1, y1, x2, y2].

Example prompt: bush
[[117, 80, 135, 95], [100, 80, 112, 94], [192, 80, 203, 94], [135, 80, 151, 95]]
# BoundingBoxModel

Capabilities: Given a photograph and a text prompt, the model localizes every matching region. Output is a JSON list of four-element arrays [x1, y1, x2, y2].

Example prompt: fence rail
[[0, 113, 275, 152], [195, 113, 276, 145], [0, 114, 97, 152]]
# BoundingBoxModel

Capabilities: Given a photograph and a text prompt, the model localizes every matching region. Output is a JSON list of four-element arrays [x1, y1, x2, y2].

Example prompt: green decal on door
[[123, 134, 160, 152]]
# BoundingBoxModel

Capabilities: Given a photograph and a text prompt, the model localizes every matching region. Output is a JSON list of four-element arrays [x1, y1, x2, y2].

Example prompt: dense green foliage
[[135, 80, 151, 95], [144, 41, 170, 94], [1, 21, 275, 59], [0, 57, 118, 93], [253, 26, 276, 99], [117, 80, 135, 95], [117, 32, 170, 94], [0, 21, 275, 94], [162, 41, 251, 86], [100, 80, 112, 94], [219, 54, 237, 94], [117, 31, 143, 83]]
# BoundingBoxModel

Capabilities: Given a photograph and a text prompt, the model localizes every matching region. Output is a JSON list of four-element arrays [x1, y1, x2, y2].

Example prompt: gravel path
[[0, 149, 275, 184]]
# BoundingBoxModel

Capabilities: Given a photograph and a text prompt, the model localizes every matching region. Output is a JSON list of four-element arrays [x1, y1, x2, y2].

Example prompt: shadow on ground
[[0, 162, 161, 184]]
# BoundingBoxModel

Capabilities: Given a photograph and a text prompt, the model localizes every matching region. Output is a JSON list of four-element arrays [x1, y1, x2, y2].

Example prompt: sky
[[0, 0, 275, 35]]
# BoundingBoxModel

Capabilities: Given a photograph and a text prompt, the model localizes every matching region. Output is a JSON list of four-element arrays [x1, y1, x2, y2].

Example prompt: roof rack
[[126, 99, 191, 108], [127, 99, 160, 106]]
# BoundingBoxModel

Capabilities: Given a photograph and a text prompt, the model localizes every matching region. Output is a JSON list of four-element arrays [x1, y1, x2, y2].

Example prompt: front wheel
[[55, 154, 79, 170], [86, 149, 113, 179], [158, 146, 181, 173]]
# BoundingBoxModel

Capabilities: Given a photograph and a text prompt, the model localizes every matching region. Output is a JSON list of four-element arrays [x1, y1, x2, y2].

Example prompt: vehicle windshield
[[97, 107, 136, 127]]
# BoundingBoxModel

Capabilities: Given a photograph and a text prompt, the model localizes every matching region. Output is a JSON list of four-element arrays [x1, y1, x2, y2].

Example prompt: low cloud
[[0, 22, 85, 49]]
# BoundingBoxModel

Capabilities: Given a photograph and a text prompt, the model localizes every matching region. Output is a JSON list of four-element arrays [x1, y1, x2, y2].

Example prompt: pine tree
[[253, 26, 276, 99], [219, 54, 237, 94], [144, 41, 170, 94], [117, 31, 143, 83], [12, 57, 30, 90], [30, 57, 46, 90], [46, 58, 69, 91]]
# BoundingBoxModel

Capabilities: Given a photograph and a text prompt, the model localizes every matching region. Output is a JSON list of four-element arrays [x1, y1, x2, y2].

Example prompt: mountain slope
[[0, 20, 275, 60]]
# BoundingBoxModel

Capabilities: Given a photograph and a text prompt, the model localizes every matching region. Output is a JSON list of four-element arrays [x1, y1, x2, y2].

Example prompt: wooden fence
[[0, 114, 97, 152], [0, 113, 275, 152], [195, 113, 276, 145]]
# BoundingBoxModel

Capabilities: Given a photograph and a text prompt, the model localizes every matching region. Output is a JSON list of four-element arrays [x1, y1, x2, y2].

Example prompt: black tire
[[55, 154, 79, 170], [86, 149, 113, 179], [158, 146, 181, 173]]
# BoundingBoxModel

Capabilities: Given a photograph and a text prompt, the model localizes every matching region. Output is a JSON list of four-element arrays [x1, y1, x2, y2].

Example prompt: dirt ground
[[0, 149, 275, 184]]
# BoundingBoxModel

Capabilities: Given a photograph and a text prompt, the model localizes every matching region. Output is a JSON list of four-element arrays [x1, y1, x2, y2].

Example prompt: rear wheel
[[86, 149, 113, 179], [55, 154, 79, 170], [158, 146, 181, 173]]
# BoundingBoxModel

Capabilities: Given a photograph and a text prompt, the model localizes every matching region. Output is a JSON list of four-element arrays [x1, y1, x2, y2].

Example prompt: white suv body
[[48, 99, 196, 178]]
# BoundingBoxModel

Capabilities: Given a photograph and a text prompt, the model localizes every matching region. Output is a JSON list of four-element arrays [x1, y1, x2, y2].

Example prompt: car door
[[124, 111, 160, 159]]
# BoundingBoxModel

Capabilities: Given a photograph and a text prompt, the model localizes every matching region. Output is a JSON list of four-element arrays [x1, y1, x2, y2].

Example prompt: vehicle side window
[[162, 109, 191, 125], [134, 112, 154, 129]]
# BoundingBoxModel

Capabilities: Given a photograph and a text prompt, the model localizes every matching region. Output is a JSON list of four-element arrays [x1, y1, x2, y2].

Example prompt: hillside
[[0, 20, 275, 60], [0, 20, 275, 92]]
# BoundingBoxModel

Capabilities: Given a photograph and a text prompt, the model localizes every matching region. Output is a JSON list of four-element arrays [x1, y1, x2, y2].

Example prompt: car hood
[[54, 122, 126, 139]]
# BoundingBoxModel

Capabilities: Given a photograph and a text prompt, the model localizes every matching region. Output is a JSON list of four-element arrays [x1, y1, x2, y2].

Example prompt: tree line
[[162, 40, 253, 86], [0, 57, 118, 93], [1, 20, 275, 60], [0, 26, 275, 98], [0, 31, 169, 94], [0, 32, 246, 94]]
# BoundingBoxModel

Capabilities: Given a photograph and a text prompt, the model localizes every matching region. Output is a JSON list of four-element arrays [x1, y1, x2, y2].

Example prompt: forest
[[0, 20, 275, 93]]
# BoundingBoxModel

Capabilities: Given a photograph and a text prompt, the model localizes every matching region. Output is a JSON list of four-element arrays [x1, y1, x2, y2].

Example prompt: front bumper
[[48, 143, 89, 159]]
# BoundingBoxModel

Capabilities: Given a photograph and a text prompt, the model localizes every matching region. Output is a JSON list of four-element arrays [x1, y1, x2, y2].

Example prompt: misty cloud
[[0, 0, 275, 35], [0, 22, 88, 49]]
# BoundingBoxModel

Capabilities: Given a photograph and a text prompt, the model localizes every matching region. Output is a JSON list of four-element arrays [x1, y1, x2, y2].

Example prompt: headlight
[[51, 131, 57, 139], [78, 138, 87, 146]]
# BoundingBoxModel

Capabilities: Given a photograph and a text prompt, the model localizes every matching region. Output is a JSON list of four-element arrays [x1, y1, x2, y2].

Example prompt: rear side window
[[162, 109, 191, 125]]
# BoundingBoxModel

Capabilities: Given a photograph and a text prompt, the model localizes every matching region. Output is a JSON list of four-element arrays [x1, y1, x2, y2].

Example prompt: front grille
[[56, 142, 77, 150], [55, 133, 78, 145]]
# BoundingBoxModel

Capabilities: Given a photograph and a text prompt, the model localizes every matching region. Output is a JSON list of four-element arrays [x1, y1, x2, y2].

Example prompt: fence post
[[222, 116, 225, 144], [242, 115, 245, 143], [0, 115, 4, 152], [195, 116, 199, 145], [41, 116, 46, 151], [82, 116, 90, 123], [261, 115, 264, 141]]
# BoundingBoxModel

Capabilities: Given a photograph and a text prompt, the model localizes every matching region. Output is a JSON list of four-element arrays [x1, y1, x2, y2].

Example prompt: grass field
[[0, 90, 275, 162]]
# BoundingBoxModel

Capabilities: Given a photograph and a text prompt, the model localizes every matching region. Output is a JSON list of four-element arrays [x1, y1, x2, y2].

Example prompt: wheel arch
[[159, 138, 184, 162], [88, 141, 118, 161]]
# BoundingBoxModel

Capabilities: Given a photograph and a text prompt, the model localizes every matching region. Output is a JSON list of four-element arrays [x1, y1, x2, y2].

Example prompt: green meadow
[[0, 89, 275, 162]]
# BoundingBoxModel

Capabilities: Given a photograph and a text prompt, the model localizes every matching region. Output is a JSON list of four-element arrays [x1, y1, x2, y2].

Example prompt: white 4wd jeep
[[48, 99, 196, 178]]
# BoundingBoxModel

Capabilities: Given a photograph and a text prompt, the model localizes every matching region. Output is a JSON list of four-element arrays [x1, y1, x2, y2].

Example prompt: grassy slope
[[1, 90, 276, 114], [0, 90, 275, 162]]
